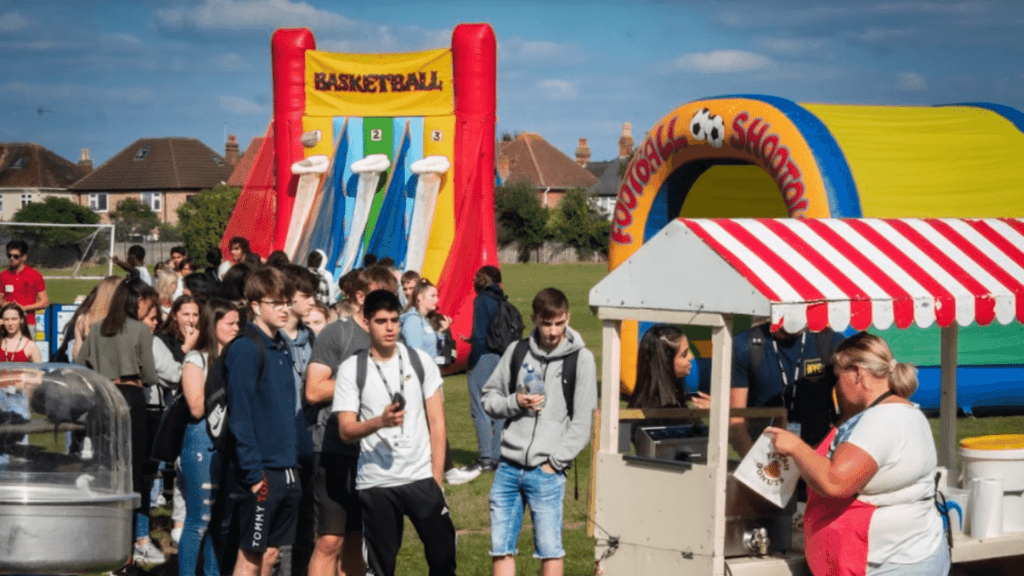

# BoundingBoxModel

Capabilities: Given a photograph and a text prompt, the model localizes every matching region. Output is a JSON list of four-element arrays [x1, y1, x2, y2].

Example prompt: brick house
[[226, 136, 264, 188], [0, 142, 89, 221], [69, 137, 235, 226], [583, 122, 636, 219], [497, 132, 598, 208]]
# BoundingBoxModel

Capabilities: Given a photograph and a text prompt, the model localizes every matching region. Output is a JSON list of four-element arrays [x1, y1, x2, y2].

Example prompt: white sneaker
[[445, 466, 482, 485], [133, 540, 166, 565], [171, 526, 183, 545]]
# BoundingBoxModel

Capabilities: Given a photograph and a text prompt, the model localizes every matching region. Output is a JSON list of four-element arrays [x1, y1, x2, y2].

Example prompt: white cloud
[[220, 95, 266, 115], [157, 0, 358, 32], [0, 12, 28, 32], [537, 80, 577, 101], [673, 50, 772, 73], [499, 37, 585, 65], [897, 72, 927, 91], [0, 81, 154, 104], [755, 37, 825, 56], [99, 33, 146, 52]]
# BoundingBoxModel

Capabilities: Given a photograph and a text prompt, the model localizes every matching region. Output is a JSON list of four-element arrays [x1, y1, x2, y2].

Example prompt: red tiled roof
[[0, 142, 87, 188], [70, 137, 233, 191], [227, 136, 265, 187], [498, 133, 598, 190]]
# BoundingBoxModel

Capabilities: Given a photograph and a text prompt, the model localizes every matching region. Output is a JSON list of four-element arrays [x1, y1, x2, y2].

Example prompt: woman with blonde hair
[[70, 276, 122, 362], [767, 332, 948, 576]]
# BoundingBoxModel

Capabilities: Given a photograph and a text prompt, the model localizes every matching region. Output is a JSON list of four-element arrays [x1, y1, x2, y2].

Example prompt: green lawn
[[49, 263, 1023, 576]]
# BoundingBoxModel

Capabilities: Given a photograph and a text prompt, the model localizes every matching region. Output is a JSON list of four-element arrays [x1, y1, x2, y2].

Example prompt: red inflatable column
[[451, 23, 497, 259], [271, 29, 315, 252]]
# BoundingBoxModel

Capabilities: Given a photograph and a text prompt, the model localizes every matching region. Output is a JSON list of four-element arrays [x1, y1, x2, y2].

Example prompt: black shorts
[[312, 452, 362, 536], [238, 468, 302, 552]]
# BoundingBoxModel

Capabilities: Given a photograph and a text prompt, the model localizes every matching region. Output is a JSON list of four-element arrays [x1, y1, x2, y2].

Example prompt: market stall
[[589, 217, 1024, 575]]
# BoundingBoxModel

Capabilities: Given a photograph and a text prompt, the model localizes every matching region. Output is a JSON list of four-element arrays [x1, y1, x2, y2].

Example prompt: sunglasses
[[6, 253, 22, 259]]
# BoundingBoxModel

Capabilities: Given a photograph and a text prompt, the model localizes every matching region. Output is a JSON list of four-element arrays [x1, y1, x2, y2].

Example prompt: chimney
[[575, 137, 591, 167], [225, 134, 239, 165], [618, 122, 634, 158], [78, 148, 93, 172]]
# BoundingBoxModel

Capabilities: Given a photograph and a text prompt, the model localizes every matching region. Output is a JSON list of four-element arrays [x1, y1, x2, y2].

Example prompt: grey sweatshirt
[[481, 325, 597, 471]]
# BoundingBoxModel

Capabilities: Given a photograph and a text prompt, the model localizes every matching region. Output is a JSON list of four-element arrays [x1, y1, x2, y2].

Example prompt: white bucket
[[960, 435, 1024, 535]]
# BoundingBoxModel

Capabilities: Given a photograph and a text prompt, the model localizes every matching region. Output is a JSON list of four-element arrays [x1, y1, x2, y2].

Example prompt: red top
[[2, 345, 29, 363], [0, 265, 45, 326]]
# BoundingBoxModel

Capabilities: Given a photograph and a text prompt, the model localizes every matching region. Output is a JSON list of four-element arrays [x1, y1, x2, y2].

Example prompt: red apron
[[804, 428, 876, 576]]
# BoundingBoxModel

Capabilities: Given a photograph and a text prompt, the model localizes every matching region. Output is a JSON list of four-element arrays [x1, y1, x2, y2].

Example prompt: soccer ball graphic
[[707, 114, 725, 148], [690, 108, 711, 141], [689, 108, 725, 147]]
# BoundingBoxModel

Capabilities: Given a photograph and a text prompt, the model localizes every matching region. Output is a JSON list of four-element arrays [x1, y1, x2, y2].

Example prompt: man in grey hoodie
[[481, 287, 597, 576]]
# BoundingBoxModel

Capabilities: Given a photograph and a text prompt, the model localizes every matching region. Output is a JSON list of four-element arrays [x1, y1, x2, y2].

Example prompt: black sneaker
[[478, 458, 499, 472]]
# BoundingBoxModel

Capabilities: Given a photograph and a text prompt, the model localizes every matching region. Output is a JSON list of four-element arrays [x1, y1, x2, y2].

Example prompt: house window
[[211, 155, 223, 166], [135, 147, 149, 160], [12, 157, 27, 169], [89, 192, 108, 212], [20, 193, 32, 208], [141, 192, 162, 212]]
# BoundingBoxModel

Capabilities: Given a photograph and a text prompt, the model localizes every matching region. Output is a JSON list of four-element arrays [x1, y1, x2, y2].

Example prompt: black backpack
[[485, 292, 525, 354], [506, 338, 580, 419], [205, 325, 267, 453]]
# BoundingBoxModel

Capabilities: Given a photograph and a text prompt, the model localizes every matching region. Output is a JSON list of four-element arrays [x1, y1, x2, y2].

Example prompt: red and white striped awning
[[681, 218, 1024, 333]]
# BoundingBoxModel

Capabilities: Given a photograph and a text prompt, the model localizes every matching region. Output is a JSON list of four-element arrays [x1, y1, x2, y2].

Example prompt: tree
[[494, 181, 549, 262], [547, 188, 611, 259], [109, 197, 159, 241], [11, 196, 102, 249], [176, 185, 241, 259]]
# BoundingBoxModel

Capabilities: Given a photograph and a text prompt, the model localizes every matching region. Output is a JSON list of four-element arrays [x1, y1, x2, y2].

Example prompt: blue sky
[[1, 0, 1021, 167]]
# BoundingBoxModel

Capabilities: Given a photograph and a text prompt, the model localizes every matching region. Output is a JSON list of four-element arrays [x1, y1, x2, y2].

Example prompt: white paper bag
[[734, 432, 801, 508]]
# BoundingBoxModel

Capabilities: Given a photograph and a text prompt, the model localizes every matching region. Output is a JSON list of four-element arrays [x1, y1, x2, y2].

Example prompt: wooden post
[[708, 314, 733, 576], [940, 324, 959, 487], [588, 407, 600, 538]]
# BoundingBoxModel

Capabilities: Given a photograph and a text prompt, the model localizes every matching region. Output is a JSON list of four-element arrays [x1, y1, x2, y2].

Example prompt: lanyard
[[370, 350, 406, 403], [771, 332, 806, 413]]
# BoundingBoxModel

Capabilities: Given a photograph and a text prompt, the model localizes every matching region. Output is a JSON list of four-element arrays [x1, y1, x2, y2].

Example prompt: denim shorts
[[489, 461, 566, 559]]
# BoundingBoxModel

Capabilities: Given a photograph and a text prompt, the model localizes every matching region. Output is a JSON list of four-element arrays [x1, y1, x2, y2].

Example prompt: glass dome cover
[[1, 363, 138, 573]]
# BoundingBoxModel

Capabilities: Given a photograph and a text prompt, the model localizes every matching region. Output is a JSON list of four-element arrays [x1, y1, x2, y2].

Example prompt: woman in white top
[[178, 298, 240, 576], [767, 332, 948, 576]]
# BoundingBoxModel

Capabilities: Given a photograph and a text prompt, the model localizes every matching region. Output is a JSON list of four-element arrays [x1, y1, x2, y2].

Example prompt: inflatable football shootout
[[221, 25, 498, 371], [612, 95, 1024, 411]]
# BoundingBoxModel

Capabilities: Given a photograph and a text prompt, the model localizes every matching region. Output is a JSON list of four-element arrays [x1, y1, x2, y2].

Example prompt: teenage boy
[[226, 266, 302, 576], [1, 240, 48, 338], [303, 270, 375, 576], [114, 244, 152, 286], [481, 287, 597, 576], [170, 246, 188, 268], [334, 290, 456, 576], [459, 265, 506, 474], [279, 264, 320, 576]]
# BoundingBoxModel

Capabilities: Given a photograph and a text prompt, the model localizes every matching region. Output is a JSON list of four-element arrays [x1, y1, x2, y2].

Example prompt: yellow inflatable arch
[[610, 95, 1024, 394]]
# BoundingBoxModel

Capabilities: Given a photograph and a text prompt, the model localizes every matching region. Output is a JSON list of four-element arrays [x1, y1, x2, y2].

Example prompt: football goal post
[[0, 222, 115, 279]]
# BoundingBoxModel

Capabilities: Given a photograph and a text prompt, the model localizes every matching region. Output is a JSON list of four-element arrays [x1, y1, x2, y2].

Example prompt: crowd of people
[[2, 237, 598, 576], [3, 234, 950, 575]]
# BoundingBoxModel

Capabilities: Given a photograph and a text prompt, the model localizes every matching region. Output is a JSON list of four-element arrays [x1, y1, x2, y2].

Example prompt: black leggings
[[116, 384, 151, 517]]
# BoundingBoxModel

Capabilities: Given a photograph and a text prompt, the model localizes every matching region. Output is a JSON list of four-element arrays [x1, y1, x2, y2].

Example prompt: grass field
[[48, 263, 1022, 575]]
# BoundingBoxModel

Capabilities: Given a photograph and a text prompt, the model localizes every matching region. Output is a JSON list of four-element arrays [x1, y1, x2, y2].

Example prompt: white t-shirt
[[332, 344, 442, 490], [839, 403, 943, 567]]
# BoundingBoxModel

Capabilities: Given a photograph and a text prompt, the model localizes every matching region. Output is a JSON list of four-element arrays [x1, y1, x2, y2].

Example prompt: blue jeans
[[468, 353, 503, 462], [179, 421, 221, 576], [489, 462, 566, 559]]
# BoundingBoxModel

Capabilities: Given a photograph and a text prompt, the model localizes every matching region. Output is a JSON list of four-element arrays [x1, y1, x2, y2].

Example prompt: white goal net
[[0, 222, 114, 279]]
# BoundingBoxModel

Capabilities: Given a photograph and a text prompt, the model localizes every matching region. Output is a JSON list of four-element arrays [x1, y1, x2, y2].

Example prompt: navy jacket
[[226, 323, 298, 486], [469, 283, 504, 369]]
